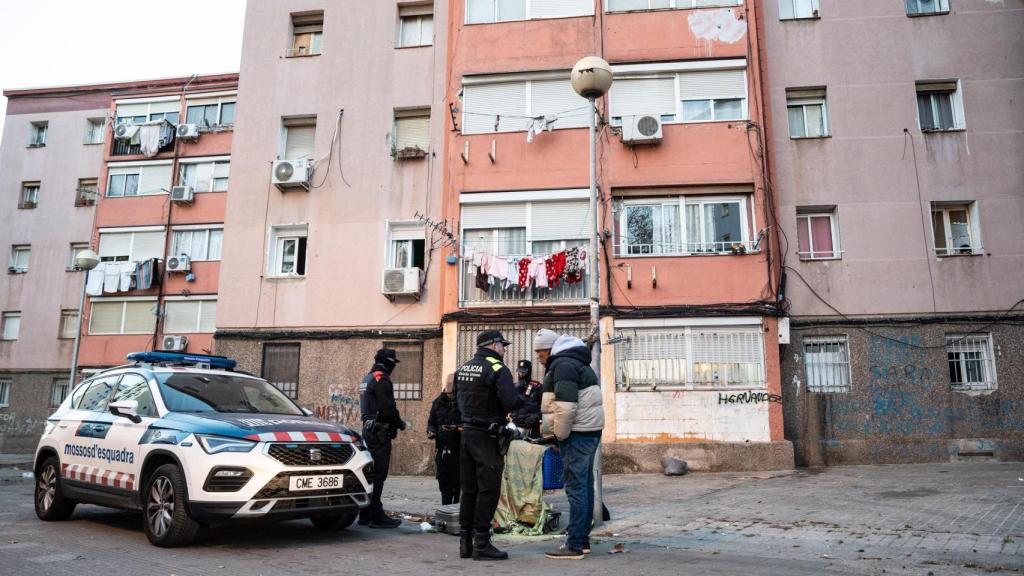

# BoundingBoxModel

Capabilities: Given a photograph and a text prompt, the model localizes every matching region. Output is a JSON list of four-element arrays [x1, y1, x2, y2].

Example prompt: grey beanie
[[533, 328, 559, 351]]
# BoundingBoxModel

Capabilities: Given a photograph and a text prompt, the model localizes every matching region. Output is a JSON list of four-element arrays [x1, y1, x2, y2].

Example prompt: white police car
[[33, 352, 373, 547]]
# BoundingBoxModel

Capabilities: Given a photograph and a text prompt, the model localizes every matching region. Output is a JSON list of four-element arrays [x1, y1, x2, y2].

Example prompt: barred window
[[385, 341, 424, 400], [262, 343, 300, 399], [615, 326, 765, 389], [51, 378, 71, 407], [946, 334, 996, 390], [803, 336, 851, 393], [456, 322, 591, 382], [0, 377, 10, 407]]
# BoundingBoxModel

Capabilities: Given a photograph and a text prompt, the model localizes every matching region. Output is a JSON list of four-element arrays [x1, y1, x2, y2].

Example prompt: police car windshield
[[156, 373, 303, 415]]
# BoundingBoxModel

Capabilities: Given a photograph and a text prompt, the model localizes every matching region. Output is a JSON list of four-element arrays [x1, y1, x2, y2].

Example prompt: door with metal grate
[[456, 321, 590, 381]]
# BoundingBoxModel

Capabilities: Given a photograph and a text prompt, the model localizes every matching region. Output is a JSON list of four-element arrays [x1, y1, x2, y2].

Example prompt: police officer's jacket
[[455, 347, 524, 427], [360, 363, 403, 429]]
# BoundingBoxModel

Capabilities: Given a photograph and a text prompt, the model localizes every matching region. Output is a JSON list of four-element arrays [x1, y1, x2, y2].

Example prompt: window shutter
[[98, 233, 131, 259], [778, 0, 794, 19], [461, 203, 527, 229], [285, 125, 316, 159], [164, 301, 199, 333], [148, 100, 180, 115], [199, 301, 217, 333], [609, 77, 676, 117], [691, 329, 763, 364], [786, 87, 826, 100], [530, 80, 589, 129], [124, 301, 157, 334], [213, 161, 230, 179], [90, 302, 122, 334], [916, 81, 957, 93], [395, 116, 430, 150], [462, 82, 529, 134], [679, 69, 747, 100], [132, 231, 166, 261], [139, 164, 173, 194], [107, 166, 136, 177], [115, 103, 148, 118], [391, 226, 425, 241], [530, 0, 594, 19], [531, 201, 591, 241]]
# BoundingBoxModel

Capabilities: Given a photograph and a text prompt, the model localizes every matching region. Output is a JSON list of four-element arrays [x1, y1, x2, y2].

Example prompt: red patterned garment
[[517, 257, 532, 289], [546, 251, 567, 287]]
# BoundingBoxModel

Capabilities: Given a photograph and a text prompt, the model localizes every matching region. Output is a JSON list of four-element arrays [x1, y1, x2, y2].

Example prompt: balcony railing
[[111, 121, 176, 156], [614, 240, 761, 257], [460, 257, 588, 306]]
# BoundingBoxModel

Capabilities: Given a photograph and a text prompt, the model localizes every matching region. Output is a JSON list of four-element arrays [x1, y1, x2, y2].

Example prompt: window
[[787, 87, 829, 138], [51, 379, 70, 408], [164, 299, 217, 333], [85, 118, 105, 144], [917, 80, 964, 131], [289, 11, 324, 56], [179, 161, 230, 192], [19, 182, 39, 209], [947, 334, 997, 391], [386, 341, 424, 400], [76, 178, 98, 206], [389, 224, 426, 269], [185, 96, 237, 129], [467, 0, 593, 23], [262, 343, 300, 399], [115, 100, 180, 125], [69, 243, 91, 271], [617, 195, 752, 255], [282, 116, 317, 159], [77, 376, 118, 412], [906, 0, 949, 16], [98, 229, 165, 262], [803, 336, 851, 393], [393, 110, 430, 157], [779, 0, 819, 19], [608, 64, 748, 125], [614, 324, 765, 389], [170, 227, 223, 261], [0, 378, 9, 407], [461, 76, 589, 134], [607, 0, 741, 10], [28, 121, 48, 147], [270, 225, 308, 277], [398, 6, 433, 47], [88, 299, 157, 335], [106, 163, 173, 197], [1, 312, 21, 340], [9, 245, 31, 273], [60, 309, 79, 339], [931, 202, 980, 256], [796, 209, 840, 260], [111, 373, 158, 418]]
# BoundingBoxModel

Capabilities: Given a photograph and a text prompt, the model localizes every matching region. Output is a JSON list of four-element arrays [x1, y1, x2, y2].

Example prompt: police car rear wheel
[[143, 464, 199, 547], [34, 456, 76, 521], [309, 509, 359, 530]]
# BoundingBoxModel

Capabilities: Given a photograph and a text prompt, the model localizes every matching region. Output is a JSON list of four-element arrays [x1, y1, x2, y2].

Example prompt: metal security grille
[[262, 343, 300, 399], [385, 341, 424, 400], [615, 326, 765, 389], [946, 334, 997, 390], [456, 322, 590, 381], [803, 336, 851, 393]]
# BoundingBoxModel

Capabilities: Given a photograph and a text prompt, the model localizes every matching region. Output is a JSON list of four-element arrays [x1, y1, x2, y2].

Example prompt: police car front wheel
[[143, 464, 199, 547], [34, 456, 76, 521]]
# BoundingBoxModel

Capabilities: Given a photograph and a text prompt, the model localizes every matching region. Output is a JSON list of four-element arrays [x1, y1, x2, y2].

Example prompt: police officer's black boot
[[459, 529, 473, 559], [472, 531, 508, 561]]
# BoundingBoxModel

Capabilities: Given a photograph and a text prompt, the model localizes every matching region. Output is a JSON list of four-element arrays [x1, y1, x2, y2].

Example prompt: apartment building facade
[[763, 0, 1024, 464], [214, 1, 448, 472], [0, 85, 111, 451], [441, 0, 791, 471], [77, 74, 239, 378]]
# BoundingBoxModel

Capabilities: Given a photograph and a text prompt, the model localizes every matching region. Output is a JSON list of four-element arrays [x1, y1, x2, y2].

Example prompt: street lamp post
[[571, 56, 613, 527], [69, 250, 100, 387]]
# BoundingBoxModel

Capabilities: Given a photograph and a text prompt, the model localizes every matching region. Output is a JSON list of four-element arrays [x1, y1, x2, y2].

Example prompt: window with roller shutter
[[163, 298, 217, 333], [106, 162, 173, 197], [461, 75, 588, 135], [282, 116, 316, 159], [98, 228, 166, 262], [88, 299, 158, 335], [609, 62, 747, 125], [392, 110, 430, 158], [466, 0, 593, 23]]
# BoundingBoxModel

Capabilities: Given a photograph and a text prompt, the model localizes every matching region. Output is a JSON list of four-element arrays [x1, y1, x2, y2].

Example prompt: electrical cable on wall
[[310, 109, 350, 189]]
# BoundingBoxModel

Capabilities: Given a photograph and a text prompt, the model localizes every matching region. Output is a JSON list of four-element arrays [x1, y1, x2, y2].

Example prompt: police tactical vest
[[456, 352, 507, 426]]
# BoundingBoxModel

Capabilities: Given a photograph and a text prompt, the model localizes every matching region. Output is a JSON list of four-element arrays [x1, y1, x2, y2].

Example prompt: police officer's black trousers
[[360, 436, 391, 522], [436, 445, 461, 505], [459, 428, 504, 532]]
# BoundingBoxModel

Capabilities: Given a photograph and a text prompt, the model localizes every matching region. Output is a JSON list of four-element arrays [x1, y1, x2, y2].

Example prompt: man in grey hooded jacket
[[540, 334, 604, 559]]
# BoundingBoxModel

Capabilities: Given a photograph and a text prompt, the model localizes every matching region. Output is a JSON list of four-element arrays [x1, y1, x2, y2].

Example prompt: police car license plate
[[289, 474, 344, 491]]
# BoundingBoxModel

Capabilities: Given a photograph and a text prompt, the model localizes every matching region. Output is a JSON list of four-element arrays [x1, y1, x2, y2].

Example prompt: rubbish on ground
[[420, 522, 434, 532], [21, 472, 33, 479], [662, 457, 688, 476], [609, 543, 628, 554]]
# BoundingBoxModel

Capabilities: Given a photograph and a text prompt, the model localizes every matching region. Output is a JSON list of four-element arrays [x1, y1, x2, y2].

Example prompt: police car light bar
[[127, 351, 238, 370]]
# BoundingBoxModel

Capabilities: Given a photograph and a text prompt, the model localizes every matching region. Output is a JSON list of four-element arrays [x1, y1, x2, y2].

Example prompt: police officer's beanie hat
[[517, 359, 532, 373], [533, 328, 559, 351], [374, 348, 401, 364]]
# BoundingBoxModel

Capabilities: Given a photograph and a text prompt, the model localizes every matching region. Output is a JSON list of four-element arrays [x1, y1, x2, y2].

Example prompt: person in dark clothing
[[428, 373, 461, 505], [509, 359, 542, 438], [454, 330, 524, 561], [358, 348, 406, 529]]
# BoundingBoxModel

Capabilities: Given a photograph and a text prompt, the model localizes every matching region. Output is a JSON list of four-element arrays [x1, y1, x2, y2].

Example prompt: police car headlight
[[196, 435, 257, 454]]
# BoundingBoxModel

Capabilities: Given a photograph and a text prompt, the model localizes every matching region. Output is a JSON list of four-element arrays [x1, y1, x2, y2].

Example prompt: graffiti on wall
[[0, 412, 46, 435], [718, 392, 782, 405], [311, 387, 360, 427]]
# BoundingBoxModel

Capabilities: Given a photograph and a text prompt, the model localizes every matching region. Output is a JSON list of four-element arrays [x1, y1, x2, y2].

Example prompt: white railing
[[459, 257, 588, 306], [615, 240, 760, 257]]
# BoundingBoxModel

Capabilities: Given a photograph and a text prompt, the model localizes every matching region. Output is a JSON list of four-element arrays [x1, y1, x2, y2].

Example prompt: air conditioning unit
[[272, 159, 312, 190], [621, 115, 663, 146], [170, 185, 194, 203], [176, 123, 200, 139], [166, 255, 191, 273], [113, 123, 139, 140], [381, 267, 422, 299], [162, 335, 188, 352]]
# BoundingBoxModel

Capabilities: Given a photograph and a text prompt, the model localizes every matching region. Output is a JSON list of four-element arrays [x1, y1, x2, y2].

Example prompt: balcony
[[111, 120, 176, 157], [459, 257, 588, 307]]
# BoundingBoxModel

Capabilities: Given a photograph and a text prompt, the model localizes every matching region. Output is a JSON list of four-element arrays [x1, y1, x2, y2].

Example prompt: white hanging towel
[[119, 262, 135, 292], [85, 267, 105, 296], [103, 262, 120, 293], [138, 123, 162, 157]]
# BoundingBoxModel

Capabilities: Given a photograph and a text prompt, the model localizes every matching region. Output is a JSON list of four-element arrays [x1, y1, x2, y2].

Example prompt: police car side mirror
[[109, 400, 142, 424], [301, 407, 313, 417]]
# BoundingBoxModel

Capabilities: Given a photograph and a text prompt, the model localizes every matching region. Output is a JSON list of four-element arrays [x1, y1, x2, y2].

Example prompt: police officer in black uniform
[[358, 348, 405, 528], [510, 359, 542, 439], [455, 330, 524, 560]]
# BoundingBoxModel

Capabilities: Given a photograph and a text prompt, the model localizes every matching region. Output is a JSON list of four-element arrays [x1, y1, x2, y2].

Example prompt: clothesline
[[85, 259, 160, 296], [460, 104, 591, 121], [464, 246, 588, 293]]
